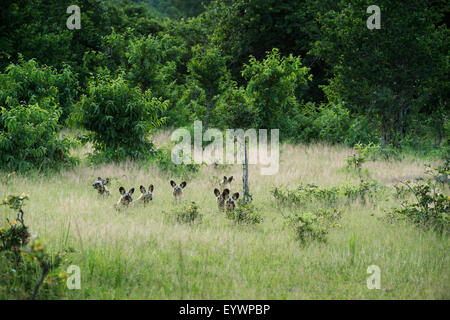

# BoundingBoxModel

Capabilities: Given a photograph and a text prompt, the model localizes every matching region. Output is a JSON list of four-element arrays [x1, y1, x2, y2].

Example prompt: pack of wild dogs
[[92, 176, 239, 212]]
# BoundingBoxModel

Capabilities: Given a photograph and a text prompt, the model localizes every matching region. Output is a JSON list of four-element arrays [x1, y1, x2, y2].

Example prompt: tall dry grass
[[0, 131, 448, 299]]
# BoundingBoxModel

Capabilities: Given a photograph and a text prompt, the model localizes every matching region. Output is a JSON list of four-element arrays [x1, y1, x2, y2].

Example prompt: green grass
[[0, 137, 448, 299]]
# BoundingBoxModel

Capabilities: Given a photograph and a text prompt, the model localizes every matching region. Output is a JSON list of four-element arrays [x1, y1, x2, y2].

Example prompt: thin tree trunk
[[380, 117, 390, 149], [242, 138, 250, 204], [438, 118, 443, 147], [205, 99, 211, 131]]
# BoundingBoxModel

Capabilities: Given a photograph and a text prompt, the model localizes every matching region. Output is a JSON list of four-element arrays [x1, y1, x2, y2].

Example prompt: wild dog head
[[135, 185, 154, 205], [92, 177, 110, 197], [115, 186, 135, 209], [214, 188, 230, 210], [225, 192, 239, 212], [170, 180, 186, 200], [219, 176, 233, 191]]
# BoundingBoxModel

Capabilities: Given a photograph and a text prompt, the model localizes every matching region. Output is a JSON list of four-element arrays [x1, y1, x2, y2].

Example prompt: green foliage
[[273, 179, 380, 206], [287, 102, 373, 145], [345, 142, 379, 171], [153, 144, 201, 178], [0, 104, 75, 171], [75, 75, 167, 161], [0, 194, 30, 253], [214, 83, 259, 129], [385, 165, 449, 234], [0, 193, 72, 299], [242, 48, 311, 136], [0, 58, 78, 123], [312, 0, 448, 148], [285, 208, 342, 243], [173, 201, 202, 224], [126, 34, 182, 95], [226, 200, 262, 224]]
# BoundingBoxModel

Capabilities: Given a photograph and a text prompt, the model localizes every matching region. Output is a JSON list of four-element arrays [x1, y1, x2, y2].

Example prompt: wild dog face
[[115, 186, 135, 210], [135, 185, 154, 205], [219, 176, 233, 191], [214, 188, 230, 210], [92, 177, 110, 197], [226, 192, 239, 212], [170, 180, 186, 200]]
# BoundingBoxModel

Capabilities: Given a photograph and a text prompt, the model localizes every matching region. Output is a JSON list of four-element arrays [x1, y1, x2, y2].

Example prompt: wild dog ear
[[104, 178, 110, 185], [223, 176, 227, 182], [232, 192, 239, 200], [170, 180, 176, 188], [129, 188, 135, 195], [228, 176, 233, 183], [222, 188, 230, 198], [140, 185, 146, 193], [180, 181, 187, 189], [149, 185, 154, 192], [214, 188, 220, 197], [119, 187, 126, 195], [97, 177, 102, 181]]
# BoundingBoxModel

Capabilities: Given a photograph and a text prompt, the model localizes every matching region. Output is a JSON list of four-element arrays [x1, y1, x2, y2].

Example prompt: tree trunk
[[438, 118, 443, 147], [380, 117, 390, 149], [242, 138, 250, 204], [205, 99, 211, 131]]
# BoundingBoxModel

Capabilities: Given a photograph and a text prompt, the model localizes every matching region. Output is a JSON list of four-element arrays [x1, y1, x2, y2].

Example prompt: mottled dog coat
[[170, 180, 186, 200], [92, 177, 110, 197]]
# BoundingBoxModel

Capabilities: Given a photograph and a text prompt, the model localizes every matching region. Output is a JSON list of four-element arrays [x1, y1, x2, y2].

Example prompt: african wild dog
[[219, 176, 233, 191], [170, 180, 186, 201], [225, 192, 239, 212], [114, 187, 135, 210], [92, 177, 110, 197], [134, 185, 154, 206], [214, 188, 230, 211]]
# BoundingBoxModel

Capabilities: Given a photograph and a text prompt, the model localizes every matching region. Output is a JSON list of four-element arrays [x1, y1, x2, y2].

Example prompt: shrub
[[0, 104, 75, 171], [226, 200, 262, 224], [75, 75, 167, 162], [0, 58, 78, 124], [385, 165, 449, 234], [0, 193, 72, 299], [285, 208, 342, 243], [153, 144, 201, 178], [173, 201, 202, 224], [272, 179, 380, 206]]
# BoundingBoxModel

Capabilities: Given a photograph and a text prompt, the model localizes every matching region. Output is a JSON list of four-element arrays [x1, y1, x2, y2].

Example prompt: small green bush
[[173, 201, 202, 224], [0, 104, 75, 171], [385, 165, 449, 234], [226, 200, 262, 224], [285, 208, 342, 243], [75, 75, 167, 162]]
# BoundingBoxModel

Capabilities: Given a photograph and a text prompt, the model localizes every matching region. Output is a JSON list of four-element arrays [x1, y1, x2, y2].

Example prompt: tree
[[75, 74, 167, 161], [216, 83, 259, 203], [0, 58, 78, 124], [242, 48, 311, 137], [186, 46, 229, 129], [311, 0, 448, 148]]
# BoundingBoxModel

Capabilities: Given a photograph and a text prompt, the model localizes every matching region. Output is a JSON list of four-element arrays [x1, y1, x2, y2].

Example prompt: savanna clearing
[[1, 132, 448, 299]]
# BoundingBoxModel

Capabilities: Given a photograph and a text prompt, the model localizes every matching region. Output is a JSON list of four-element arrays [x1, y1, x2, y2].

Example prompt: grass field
[[1, 133, 449, 299]]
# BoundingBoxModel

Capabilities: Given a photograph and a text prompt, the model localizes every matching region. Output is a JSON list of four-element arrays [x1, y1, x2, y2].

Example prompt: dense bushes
[[273, 179, 380, 206], [386, 164, 449, 234], [285, 208, 342, 243], [226, 201, 263, 224], [0, 58, 78, 124], [0, 104, 75, 171], [75, 75, 167, 161]]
